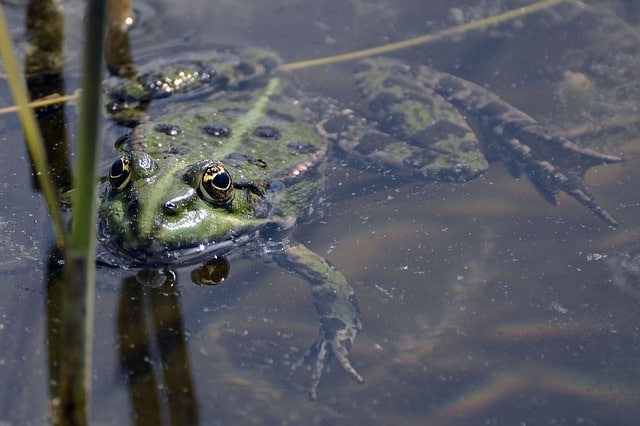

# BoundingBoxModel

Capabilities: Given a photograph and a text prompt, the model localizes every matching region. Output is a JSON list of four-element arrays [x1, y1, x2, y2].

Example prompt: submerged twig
[[0, 3, 66, 245]]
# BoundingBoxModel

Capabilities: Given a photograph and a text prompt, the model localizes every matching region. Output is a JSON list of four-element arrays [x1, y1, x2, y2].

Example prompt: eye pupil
[[109, 155, 132, 190], [212, 171, 230, 189], [199, 161, 234, 205]]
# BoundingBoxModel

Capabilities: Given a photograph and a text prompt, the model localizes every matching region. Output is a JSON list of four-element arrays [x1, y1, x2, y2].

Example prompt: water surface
[[1, 0, 639, 424]]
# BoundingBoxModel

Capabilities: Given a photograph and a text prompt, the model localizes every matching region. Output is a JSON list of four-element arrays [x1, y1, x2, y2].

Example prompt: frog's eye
[[109, 155, 132, 191], [199, 162, 234, 205]]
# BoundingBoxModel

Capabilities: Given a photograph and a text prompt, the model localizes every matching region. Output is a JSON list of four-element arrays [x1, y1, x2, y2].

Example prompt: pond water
[[1, 0, 640, 424]]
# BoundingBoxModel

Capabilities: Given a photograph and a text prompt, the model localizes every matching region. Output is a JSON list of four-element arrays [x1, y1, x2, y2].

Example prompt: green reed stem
[[71, 0, 107, 255], [59, 0, 107, 423]]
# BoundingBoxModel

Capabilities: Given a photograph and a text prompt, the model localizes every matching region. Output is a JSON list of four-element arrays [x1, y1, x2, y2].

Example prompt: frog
[[98, 48, 622, 400]]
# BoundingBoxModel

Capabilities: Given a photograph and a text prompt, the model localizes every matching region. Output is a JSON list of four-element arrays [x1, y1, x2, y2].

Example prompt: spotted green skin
[[98, 49, 620, 399], [99, 55, 494, 263]]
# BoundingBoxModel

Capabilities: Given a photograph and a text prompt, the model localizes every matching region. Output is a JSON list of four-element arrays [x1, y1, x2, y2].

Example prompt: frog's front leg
[[272, 241, 364, 400]]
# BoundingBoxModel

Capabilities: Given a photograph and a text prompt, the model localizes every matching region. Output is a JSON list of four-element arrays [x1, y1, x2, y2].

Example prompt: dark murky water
[[1, 0, 640, 424]]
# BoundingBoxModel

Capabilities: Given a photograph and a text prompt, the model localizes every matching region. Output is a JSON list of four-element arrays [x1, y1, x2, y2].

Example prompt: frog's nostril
[[164, 201, 178, 213]]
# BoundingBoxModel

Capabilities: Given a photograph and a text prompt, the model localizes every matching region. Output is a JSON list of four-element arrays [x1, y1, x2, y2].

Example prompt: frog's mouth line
[[96, 231, 258, 269]]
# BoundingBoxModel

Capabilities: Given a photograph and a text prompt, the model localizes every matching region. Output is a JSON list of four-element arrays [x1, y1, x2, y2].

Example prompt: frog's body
[[98, 49, 621, 399]]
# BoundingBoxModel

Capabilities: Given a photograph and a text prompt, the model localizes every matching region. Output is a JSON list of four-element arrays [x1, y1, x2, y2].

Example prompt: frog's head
[[98, 151, 275, 266]]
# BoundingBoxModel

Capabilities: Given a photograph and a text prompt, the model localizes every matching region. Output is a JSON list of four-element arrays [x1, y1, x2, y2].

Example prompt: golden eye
[[199, 161, 234, 205], [109, 155, 132, 191]]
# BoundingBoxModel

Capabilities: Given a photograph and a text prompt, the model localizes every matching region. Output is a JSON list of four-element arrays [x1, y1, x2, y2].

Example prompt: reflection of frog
[[98, 48, 621, 399]]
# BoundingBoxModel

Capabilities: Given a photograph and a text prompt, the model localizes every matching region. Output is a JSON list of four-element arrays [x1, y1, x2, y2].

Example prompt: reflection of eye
[[109, 155, 132, 191], [199, 162, 234, 205]]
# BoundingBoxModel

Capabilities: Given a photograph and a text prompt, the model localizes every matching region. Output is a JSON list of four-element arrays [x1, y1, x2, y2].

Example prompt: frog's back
[[131, 82, 327, 185]]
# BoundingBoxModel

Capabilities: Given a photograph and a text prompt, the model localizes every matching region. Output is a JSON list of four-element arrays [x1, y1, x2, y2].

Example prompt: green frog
[[98, 48, 622, 399]]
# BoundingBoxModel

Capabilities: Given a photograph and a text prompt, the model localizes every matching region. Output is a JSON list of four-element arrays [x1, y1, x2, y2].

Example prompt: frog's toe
[[306, 338, 329, 401], [332, 340, 365, 384]]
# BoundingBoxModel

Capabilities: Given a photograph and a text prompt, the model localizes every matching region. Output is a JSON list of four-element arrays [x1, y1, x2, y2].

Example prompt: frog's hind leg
[[417, 65, 622, 226]]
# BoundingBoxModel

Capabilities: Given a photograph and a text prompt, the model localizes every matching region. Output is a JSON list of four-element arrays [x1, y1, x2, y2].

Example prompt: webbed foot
[[499, 135, 621, 226], [294, 328, 365, 401]]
